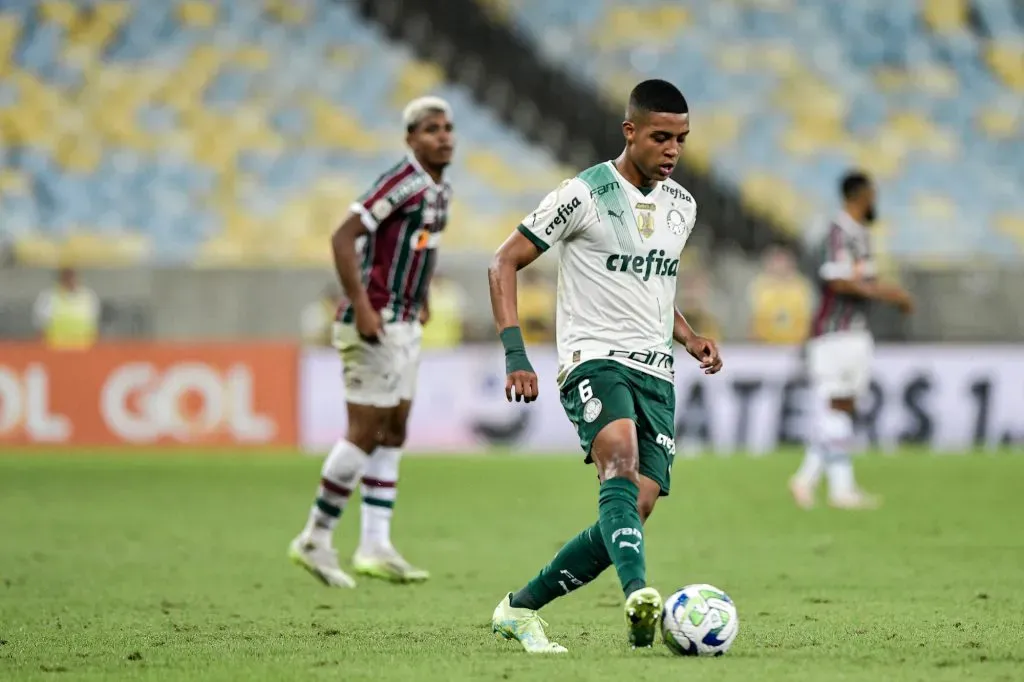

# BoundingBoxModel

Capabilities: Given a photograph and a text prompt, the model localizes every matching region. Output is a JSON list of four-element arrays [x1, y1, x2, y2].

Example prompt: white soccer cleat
[[789, 476, 816, 510], [492, 593, 568, 654], [288, 536, 356, 588], [828, 489, 882, 510], [352, 546, 429, 584]]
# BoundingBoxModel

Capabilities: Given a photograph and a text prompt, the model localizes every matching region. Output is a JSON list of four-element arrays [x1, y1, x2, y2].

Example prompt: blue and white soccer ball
[[661, 583, 739, 656]]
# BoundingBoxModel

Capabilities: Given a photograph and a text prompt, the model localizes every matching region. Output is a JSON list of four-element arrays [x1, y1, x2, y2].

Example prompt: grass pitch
[[1, 451, 1023, 681]]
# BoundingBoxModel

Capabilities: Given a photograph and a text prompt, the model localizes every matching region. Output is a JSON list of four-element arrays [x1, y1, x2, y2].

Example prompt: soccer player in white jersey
[[789, 171, 914, 510], [487, 80, 723, 653], [287, 97, 454, 587]]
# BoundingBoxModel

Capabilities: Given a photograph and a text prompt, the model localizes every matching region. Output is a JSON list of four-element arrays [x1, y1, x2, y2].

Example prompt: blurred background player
[[748, 245, 812, 345], [488, 80, 722, 653], [32, 266, 101, 351], [288, 96, 454, 587], [790, 171, 914, 510]]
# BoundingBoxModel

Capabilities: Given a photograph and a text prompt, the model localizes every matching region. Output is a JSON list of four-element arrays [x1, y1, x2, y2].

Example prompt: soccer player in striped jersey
[[288, 96, 454, 587], [789, 171, 914, 510]]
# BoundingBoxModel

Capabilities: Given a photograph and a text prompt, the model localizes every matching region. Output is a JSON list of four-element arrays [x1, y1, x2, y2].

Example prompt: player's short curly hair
[[627, 79, 689, 118], [403, 96, 452, 133], [840, 171, 872, 200]]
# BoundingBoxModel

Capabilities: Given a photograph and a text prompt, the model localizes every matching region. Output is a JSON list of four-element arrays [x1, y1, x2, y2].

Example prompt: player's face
[[862, 184, 878, 224], [624, 111, 689, 182], [407, 112, 455, 170]]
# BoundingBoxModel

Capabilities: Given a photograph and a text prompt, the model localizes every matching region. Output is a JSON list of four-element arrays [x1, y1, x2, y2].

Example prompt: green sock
[[598, 477, 646, 596], [510, 523, 611, 610]]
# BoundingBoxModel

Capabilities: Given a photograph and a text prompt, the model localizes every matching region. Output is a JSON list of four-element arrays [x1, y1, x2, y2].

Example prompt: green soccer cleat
[[352, 547, 430, 584], [625, 587, 663, 648], [491, 593, 568, 654]]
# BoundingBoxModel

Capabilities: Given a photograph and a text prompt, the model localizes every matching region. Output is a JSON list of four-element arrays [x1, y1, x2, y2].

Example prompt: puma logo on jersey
[[607, 209, 624, 222], [605, 249, 680, 281], [545, 197, 582, 235], [618, 540, 641, 554]]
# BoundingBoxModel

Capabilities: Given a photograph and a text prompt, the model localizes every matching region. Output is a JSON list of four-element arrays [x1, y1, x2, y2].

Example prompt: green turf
[[1, 451, 1023, 681]]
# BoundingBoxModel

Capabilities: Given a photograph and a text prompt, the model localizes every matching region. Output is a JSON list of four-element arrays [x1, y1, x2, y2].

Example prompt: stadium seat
[[494, 0, 1024, 261], [0, 1, 565, 263]]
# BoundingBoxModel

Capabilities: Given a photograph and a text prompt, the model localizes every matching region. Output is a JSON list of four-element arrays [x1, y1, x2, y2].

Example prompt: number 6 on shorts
[[578, 378, 593, 402]]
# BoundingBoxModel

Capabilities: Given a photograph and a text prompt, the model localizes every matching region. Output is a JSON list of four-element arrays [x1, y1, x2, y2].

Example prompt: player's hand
[[418, 305, 430, 326], [354, 305, 385, 344], [505, 370, 539, 403], [895, 290, 914, 315], [685, 336, 723, 375]]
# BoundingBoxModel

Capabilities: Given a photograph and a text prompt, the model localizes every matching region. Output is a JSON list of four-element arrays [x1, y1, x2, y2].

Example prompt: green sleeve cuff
[[517, 224, 550, 253]]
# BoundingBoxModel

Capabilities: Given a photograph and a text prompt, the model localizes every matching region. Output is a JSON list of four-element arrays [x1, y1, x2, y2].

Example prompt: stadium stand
[[487, 0, 1024, 262], [0, 0, 569, 266]]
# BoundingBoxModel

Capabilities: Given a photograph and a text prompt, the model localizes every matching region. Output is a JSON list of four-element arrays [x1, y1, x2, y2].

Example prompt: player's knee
[[637, 478, 661, 522], [598, 454, 640, 485], [592, 419, 640, 482], [381, 422, 407, 448], [638, 497, 657, 523], [346, 407, 390, 452]]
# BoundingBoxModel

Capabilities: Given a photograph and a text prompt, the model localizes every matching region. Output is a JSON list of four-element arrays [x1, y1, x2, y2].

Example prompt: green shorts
[[560, 359, 677, 496]]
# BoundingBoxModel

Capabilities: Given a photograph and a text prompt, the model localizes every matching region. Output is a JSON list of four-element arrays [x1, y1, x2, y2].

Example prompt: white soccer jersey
[[517, 161, 697, 386]]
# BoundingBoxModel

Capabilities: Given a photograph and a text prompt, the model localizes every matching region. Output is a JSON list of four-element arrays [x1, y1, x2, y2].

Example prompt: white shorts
[[806, 329, 874, 399], [332, 320, 422, 408]]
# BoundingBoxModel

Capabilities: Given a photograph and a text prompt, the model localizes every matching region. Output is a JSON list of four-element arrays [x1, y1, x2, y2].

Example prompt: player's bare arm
[[331, 214, 384, 343], [488, 229, 544, 403], [827, 278, 914, 314], [673, 307, 722, 374]]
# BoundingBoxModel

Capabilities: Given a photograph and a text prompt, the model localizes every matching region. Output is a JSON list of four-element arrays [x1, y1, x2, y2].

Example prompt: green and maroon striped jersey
[[810, 212, 876, 337], [341, 155, 451, 324]]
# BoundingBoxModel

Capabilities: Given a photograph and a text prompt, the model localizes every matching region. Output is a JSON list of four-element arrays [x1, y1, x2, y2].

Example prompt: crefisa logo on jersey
[[605, 249, 679, 281], [545, 197, 582, 236]]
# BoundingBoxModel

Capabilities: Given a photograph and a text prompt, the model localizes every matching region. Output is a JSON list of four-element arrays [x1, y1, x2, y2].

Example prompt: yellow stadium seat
[[922, 0, 968, 34], [0, 168, 29, 194], [195, 235, 255, 267], [234, 46, 271, 69], [292, 236, 334, 267], [977, 107, 1020, 139], [177, 0, 217, 28], [59, 140, 104, 174], [874, 67, 911, 92], [986, 42, 1024, 91], [850, 137, 906, 181], [61, 232, 149, 266], [306, 98, 382, 153], [995, 215, 1024, 252], [685, 111, 740, 172], [590, 5, 690, 50], [740, 172, 805, 236], [476, 0, 512, 23], [465, 151, 531, 195], [14, 235, 63, 267], [914, 193, 957, 222], [391, 60, 445, 110], [40, 0, 78, 28], [0, 16, 21, 71], [266, 0, 309, 25], [915, 63, 960, 96]]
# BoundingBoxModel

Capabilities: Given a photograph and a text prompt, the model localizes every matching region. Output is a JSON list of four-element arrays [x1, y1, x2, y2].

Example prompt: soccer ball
[[661, 583, 739, 656]]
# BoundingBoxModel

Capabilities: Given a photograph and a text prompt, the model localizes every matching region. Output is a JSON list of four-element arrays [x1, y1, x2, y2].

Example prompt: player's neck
[[843, 204, 866, 223], [411, 153, 445, 184], [613, 153, 657, 192]]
